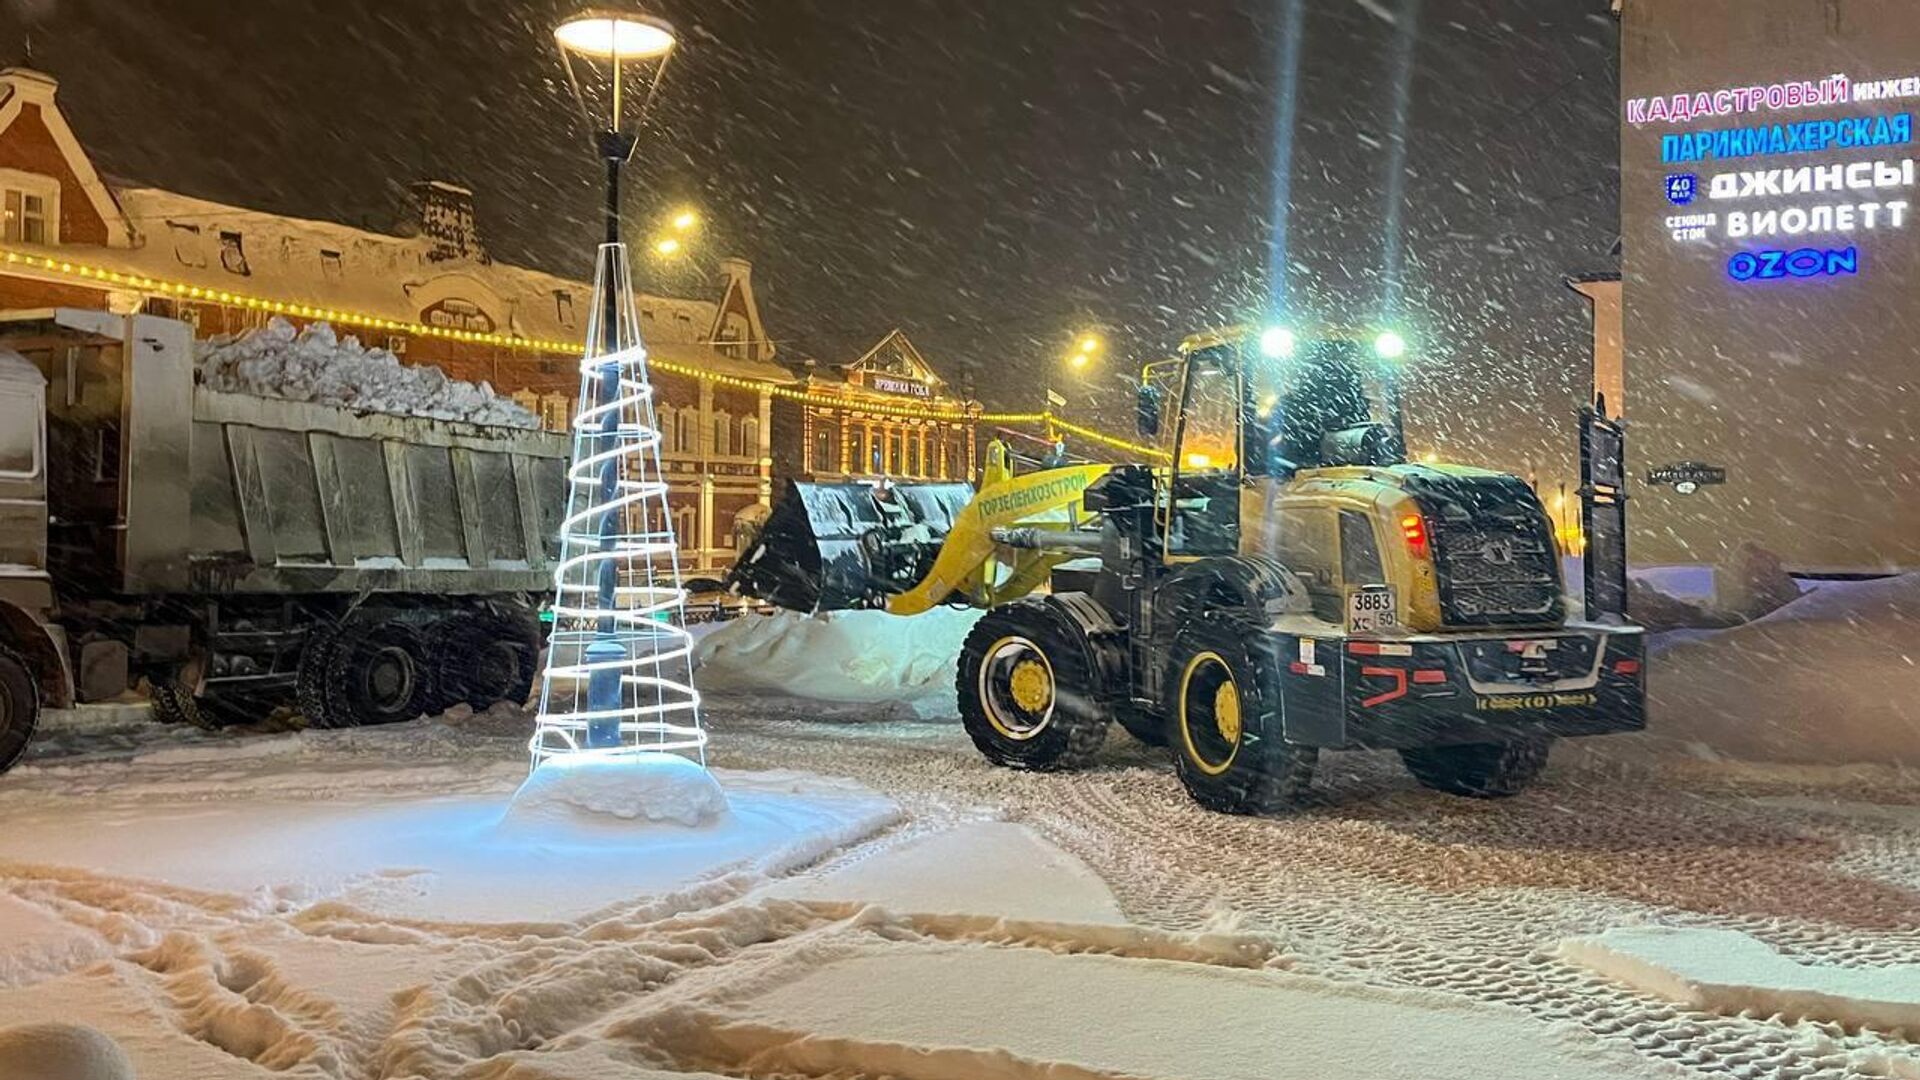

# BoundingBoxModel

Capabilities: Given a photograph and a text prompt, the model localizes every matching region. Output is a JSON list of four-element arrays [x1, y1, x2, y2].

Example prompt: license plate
[[1347, 586, 1398, 633]]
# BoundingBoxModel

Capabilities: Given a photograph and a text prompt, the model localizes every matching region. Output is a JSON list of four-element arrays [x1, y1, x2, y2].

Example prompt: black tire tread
[[1400, 739, 1552, 798], [322, 620, 433, 728], [956, 599, 1109, 772], [1167, 614, 1316, 815], [0, 642, 41, 774], [296, 623, 345, 729]]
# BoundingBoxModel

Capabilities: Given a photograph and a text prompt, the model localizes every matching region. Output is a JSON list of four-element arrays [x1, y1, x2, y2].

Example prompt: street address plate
[[1347, 585, 1398, 634]]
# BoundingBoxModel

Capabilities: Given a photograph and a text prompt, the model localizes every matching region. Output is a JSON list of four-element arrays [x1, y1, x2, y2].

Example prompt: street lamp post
[[534, 8, 703, 763]]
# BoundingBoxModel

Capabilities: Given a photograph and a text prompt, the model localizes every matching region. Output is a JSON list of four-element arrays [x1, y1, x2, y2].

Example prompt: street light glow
[[1068, 351, 1091, 371], [1374, 330, 1408, 360], [654, 237, 682, 255], [1078, 335, 1101, 354], [671, 210, 699, 230], [1259, 325, 1296, 359], [554, 10, 678, 59]]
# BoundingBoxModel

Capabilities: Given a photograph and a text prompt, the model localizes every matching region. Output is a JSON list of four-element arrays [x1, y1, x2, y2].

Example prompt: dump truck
[[0, 309, 568, 773], [731, 326, 1644, 813]]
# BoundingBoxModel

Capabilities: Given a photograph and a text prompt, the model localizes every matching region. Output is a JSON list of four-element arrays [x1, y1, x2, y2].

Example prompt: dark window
[[320, 249, 344, 280], [1339, 510, 1384, 586], [555, 290, 576, 329], [218, 230, 250, 275], [95, 424, 121, 482]]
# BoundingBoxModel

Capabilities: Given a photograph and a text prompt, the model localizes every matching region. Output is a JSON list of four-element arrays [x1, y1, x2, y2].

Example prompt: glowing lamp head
[[1374, 331, 1408, 360], [1077, 335, 1102, 355], [1068, 351, 1091, 371], [1259, 325, 1296, 359], [554, 10, 677, 59], [1184, 452, 1213, 470], [654, 237, 682, 255], [671, 209, 699, 231]]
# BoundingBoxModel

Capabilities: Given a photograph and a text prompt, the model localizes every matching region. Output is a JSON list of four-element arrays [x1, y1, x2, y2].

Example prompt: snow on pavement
[[694, 606, 982, 717], [1562, 926, 1920, 1033], [1, 699, 1917, 1078]]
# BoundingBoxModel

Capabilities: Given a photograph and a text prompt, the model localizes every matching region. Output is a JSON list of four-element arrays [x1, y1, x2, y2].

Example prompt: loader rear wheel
[[324, 621, 432, 727], [957, 600, 1109, 771], [1168, 616, 1315, 815], [1400, 739, 1551, 798], [1114, 703, 1168, 747], [0, 644, 40, 774]]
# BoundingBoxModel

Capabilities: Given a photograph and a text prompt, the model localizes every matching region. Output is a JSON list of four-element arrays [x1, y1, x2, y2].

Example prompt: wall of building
[[1622, 0, 1920, 575]]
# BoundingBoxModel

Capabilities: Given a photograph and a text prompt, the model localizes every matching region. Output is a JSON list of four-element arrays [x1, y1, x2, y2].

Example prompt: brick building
[[0, 66, 791, 575], [771, 329, 980, 487]]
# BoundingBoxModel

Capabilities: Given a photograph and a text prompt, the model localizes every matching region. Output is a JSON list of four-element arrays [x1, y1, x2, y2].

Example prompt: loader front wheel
[[1168, 617, 1315, 815], [957, 600, 1109, 772], [1400, 739, 1551, 798]]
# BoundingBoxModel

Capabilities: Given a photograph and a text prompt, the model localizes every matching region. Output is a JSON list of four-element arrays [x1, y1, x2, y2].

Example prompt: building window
[[848, 428, 865, 473], [712, 413, 732, 457], [3, 190, 47, 244], [554, 290, 576, 329], [320, 249, 344, 281], [218, 230, 251, 275], [674, 410, 695, 454], [740, 416, 760, 459], [166, 221, 208, 267], [812, 426, 835, 474]]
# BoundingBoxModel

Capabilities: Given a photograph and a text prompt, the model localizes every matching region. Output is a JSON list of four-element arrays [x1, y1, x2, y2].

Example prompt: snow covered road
[[1, 699, 1916, 1079]]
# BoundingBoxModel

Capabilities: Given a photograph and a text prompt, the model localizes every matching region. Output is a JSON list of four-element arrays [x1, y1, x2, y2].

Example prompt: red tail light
[[1613, 658, 1642, 676], [1399, 513, 1429, 557]]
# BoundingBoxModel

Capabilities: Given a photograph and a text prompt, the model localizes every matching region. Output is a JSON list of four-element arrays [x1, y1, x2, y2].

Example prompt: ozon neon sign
[[1725, 246, 1860, 282]]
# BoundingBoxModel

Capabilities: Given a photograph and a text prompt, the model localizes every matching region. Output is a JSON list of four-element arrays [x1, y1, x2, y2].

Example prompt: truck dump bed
[[14, 309, 567, 598]]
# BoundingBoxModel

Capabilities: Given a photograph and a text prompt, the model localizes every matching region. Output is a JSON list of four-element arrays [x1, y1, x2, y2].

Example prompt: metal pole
[[585, 132, 631, 748]]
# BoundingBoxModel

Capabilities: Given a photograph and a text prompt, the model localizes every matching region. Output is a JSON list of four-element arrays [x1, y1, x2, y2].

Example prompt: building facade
[[770, 329, 979, 489], [1618, 1, 1920, 578], [0, 66, 790, 574]]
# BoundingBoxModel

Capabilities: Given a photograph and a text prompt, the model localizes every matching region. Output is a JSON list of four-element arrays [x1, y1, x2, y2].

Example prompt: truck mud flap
[[726, 481, 975, 613]]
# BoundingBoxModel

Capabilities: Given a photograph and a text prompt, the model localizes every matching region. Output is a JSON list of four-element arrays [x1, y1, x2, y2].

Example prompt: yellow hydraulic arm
[[885, 463, 1111, 616]]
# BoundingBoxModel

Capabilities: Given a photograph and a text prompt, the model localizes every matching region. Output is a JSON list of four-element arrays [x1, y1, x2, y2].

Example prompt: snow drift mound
[[694, 607, 982, 717], [197, 316, 539, 429], [0, 1023, 134, 1080], [1646, 573, 1920, 766], [502, 751, 727, 831]]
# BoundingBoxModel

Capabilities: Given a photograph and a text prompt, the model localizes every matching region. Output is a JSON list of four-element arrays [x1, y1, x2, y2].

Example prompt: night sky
[[4, 0, 1619, 480]]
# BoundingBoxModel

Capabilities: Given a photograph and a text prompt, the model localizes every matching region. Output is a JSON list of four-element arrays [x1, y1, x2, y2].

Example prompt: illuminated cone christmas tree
[[531, 241, 704, 769]]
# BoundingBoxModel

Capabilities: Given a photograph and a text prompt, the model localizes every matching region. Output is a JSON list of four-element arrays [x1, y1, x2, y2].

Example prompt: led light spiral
[[531, 242, 704, 770]]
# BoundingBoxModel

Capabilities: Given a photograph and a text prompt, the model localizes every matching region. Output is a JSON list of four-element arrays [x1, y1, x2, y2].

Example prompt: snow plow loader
[[731, 326, 1645, 813]]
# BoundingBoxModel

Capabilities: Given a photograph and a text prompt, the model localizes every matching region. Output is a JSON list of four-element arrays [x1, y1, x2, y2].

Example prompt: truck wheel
[[957, 599, 1109, 771], [296, 624, 344, 729], [1167, 617, 1315, 815], [1400, 739, 1552, 798], [430, 612, 536, 710], [0, 643, 40, 774], [323, 622, 432, 727], [150, 679, 214, 731]]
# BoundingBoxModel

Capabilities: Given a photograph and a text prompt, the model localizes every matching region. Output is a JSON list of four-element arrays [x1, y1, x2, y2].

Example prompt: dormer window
[[218, 230, 251, 275], [554, 289, 576, 329], [320, 249, 344, 281], [0, 171, 59, 245]]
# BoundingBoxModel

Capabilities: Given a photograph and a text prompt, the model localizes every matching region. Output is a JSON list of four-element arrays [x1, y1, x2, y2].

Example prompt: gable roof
[[844, 328, 946, 389], [0, 68, 131, 247]]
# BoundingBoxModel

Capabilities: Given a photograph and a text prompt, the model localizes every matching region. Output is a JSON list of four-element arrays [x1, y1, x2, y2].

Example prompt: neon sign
[[1665, 174, 1698, 205], [1725, 247, 1860, 282], [1662, 114, 1912, 164]]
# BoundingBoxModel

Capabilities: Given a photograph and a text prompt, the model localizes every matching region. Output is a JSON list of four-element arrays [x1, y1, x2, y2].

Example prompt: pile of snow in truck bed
[[196, 317, 539, 429]]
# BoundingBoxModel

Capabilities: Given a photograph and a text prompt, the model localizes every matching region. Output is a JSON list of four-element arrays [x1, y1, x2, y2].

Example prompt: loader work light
[[1374, 331, 1408, 360], [1260, 325, 1297, 359]]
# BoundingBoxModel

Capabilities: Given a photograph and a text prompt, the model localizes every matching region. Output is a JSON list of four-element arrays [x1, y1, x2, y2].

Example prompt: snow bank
[[0, 1023, 134, 1080], [1643, 574, 1920, 766], [502, 751, 727, 830], [197, 317, 538, 429], [695, 607, 982, 717], [675, 943, 1681, 1080], [1562, 926, 1920, 1034]]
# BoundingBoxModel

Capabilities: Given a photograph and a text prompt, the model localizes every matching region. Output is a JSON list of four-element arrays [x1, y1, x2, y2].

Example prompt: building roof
[[0, 67, 793, 386]]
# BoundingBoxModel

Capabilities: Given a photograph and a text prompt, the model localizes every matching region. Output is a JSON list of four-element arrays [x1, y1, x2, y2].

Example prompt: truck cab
[[0, 343, 71, 773]]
